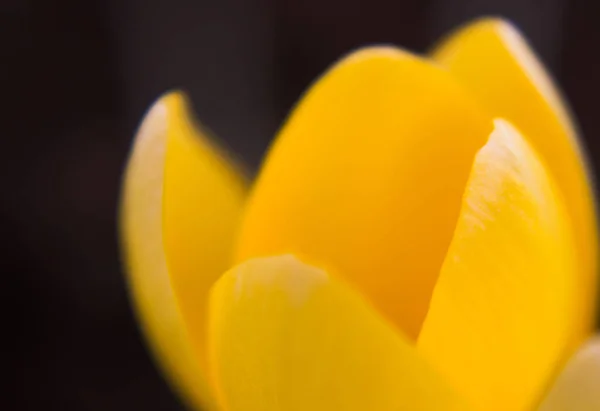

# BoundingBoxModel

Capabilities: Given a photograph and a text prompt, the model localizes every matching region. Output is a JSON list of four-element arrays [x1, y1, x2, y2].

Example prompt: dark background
[[4, 0, 600, 409]]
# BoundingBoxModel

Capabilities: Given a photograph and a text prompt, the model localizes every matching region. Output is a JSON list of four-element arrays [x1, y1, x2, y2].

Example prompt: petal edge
[[418, 119, 579, 411], [209, 255, 470, 411]]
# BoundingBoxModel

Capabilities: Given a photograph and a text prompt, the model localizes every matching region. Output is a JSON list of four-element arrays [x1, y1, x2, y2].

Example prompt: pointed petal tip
[[160, 89, 192, 116], [158, 88, 250, 183], [125, 89, 191, 156], [138, 89, 188, 123]]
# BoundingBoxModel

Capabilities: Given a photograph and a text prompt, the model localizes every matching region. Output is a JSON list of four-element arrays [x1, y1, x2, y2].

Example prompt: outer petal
[[235, 47, 493, 339], [163, 93, 247, 376], [432, 18, 597, 336], [418, 120, 579, 411], [120, 92, 246, 409], [208, 255, 470, 411], [538, 338, 600, 411]]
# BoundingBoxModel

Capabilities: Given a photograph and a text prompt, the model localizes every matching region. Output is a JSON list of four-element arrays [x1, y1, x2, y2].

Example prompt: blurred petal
[[418, 120, 579, 411], [235, 47, 493, 339], [120, 94, 214, 409], [163, 93, 247, 376], [120, 92, 246, 409], [208, 255, 469, 411], [538, 338, 600, 411], [432, 18, 597, 335]]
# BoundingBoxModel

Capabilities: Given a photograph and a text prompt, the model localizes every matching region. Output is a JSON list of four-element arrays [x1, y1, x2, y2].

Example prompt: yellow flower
[[119, 17, 598, 411]]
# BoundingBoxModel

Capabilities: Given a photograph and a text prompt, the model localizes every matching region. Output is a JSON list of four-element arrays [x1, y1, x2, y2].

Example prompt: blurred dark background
[[4, 0, 600, 409]]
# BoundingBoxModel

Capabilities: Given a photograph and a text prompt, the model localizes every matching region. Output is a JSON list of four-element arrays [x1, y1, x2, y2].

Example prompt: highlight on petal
[[418, 120, 579, 411], [235, 46, 493, 339], [432, 18, 597, 336], [207, 255, 469, 411], [538, 338, 600, 411], [120, 92, 246, 409]]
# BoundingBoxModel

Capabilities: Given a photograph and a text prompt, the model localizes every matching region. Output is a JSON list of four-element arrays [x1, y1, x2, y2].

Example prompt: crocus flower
[[120, 18, 598, 411]]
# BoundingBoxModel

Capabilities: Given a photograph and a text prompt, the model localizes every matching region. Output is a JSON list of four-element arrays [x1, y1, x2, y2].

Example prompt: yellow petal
[[418, 120, 579, 411], [235, 47, 493, 339], [120, 92, 246, 409], [432, 18, 597, 336], [538, 337, 600, 411], [208, 255, 469, 411], [163, 93, 247, 376], [120, 94, 213, 409]]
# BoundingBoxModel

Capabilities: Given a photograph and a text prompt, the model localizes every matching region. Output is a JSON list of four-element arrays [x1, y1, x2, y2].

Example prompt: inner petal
[[235, 47, 493, 339]]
